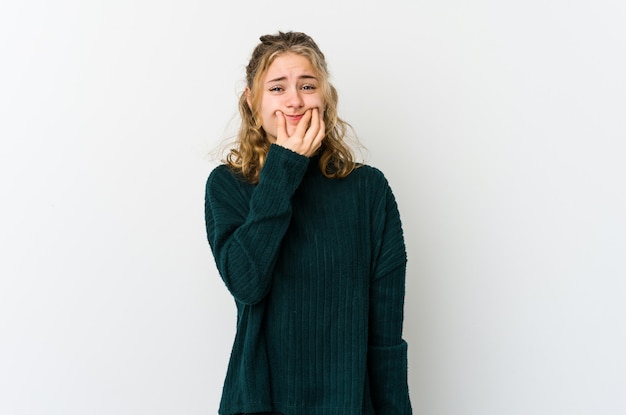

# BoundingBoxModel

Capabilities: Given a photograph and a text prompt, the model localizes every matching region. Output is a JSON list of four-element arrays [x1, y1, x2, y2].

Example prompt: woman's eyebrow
[[266, 74, 318, 84]]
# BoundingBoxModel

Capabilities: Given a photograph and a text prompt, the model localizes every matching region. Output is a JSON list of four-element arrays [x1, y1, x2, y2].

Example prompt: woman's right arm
[[204, 144, 310, 305]]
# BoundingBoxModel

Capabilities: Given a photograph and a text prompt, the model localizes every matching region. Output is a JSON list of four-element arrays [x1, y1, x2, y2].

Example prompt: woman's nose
[[285, 88, 304, 108]]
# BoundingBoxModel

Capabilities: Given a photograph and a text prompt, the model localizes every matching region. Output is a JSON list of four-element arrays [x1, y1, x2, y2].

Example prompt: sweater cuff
[[368, 340, 412, 415], [259, 144, 310, 193]]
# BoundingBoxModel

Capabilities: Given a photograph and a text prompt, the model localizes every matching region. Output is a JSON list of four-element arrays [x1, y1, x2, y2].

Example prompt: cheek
[[265, 113, 277, 130], [308, 95, 325, 110], [259, 107, 278, 136], [258, 99, 275, 124]]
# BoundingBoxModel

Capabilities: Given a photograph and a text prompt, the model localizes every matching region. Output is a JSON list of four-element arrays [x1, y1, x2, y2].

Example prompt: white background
[[1, 1, 625, 414]]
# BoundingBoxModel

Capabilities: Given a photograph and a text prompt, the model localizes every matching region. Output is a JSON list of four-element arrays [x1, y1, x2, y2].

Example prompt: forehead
[[264, 53, 317, 79]]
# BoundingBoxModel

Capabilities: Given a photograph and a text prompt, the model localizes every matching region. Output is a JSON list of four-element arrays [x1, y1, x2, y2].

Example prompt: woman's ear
[[245, 87, 252, 109]]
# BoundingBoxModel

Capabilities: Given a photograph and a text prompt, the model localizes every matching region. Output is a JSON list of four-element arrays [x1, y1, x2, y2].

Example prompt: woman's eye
[[269, 86, 283, 92], [302, 84, 316, 91]]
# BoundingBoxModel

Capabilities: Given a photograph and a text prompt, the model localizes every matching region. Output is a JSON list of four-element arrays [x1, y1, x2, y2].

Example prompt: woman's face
[[251, 53, 325, 142]]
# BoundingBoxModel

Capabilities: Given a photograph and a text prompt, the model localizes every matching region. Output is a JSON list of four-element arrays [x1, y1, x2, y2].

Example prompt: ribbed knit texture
[[205, 144, 412, 415]]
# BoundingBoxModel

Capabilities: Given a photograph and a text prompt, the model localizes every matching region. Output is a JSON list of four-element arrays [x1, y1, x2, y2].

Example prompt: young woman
[[204, 31, 412, 415]]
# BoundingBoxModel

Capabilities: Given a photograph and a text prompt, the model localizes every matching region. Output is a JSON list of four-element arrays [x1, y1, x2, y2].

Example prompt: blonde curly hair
[[225, 31, 360, 183]]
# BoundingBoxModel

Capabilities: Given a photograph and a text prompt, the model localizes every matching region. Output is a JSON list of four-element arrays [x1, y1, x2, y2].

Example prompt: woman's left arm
[[367, 180, 412, 415]]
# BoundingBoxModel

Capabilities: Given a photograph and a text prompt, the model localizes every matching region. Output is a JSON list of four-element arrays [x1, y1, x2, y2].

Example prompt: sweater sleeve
[[368, 179, 412, 415], [204, 144, 309, 305]]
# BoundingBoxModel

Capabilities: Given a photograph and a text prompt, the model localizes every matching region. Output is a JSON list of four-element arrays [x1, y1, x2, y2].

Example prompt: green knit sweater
[[204, 144, 411, 415]]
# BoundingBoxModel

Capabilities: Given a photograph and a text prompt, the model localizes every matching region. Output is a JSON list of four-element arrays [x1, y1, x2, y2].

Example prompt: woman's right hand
[[275, 108, 325, 157]]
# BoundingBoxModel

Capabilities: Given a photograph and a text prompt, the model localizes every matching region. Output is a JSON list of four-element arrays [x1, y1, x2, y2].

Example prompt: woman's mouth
[[285, 114, 304, 122]]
